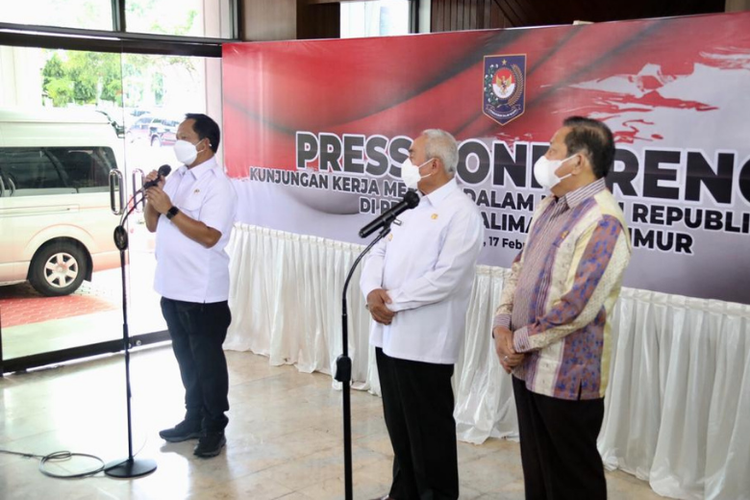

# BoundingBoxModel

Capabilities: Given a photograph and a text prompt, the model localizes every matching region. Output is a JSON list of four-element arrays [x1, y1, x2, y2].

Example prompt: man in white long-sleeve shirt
[[360, 129, 484, 500]]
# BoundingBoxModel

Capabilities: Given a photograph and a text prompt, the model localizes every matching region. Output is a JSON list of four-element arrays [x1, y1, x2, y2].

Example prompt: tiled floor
[[0, 346, 664, 499]]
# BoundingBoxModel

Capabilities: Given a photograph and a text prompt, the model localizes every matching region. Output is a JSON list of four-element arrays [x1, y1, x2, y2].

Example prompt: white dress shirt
[[154, 157, 238, 303], [360, 178, 484, 364]]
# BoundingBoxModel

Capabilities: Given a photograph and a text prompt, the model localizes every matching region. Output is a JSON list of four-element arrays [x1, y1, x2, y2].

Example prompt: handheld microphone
[[359, 190, 420, 238], [123, 165, 172, 224], [141, 164, 172, 190]]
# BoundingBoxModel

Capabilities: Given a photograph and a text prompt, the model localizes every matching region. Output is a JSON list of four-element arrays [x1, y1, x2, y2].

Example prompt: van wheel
[[151, 136, 161, 148], [29, 242, 88, 296]]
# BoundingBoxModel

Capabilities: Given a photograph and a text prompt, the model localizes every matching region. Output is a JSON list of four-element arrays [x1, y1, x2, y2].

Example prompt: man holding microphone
[[143, 113, 237, 458]]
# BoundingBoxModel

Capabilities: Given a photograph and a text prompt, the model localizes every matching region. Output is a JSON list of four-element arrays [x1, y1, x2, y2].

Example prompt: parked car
[[0, 107, 124, 296], [95, 109, 126, 138], [125, 115, 180, 147], [122, 108, 151, 129]]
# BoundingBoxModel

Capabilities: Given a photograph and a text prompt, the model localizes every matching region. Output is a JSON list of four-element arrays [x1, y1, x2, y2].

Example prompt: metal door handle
[[109, 169, 124, 215], [132, 168, 145, 213]]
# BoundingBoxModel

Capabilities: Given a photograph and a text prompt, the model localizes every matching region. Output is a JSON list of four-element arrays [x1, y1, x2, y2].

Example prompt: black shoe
[[193, 431, 226, 458], [159, 420, 202, 443]]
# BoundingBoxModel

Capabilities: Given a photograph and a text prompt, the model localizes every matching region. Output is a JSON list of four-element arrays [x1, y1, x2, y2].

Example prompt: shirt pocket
[[179, 188, 208, 220]]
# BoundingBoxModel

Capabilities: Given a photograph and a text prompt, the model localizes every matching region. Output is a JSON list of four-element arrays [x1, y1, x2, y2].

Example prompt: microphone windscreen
[[404, 189, 420, 208]]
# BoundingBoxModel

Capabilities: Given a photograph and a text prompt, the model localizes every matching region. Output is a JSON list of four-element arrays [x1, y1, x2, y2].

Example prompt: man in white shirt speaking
[[360, 129, 484, 500], [143, 113, 237, 458]]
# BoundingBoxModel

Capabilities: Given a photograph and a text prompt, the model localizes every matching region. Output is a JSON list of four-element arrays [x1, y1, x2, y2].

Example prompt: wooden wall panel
[[297, 1, 340, 39], [240, 0, 729, 42], [482, 0, 491, 29], [433, 0, 443, 31], [240, 0, 297, 41], [430, 0, 726, 33]]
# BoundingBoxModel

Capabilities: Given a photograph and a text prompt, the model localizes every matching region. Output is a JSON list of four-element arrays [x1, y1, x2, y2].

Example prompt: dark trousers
[[161, 297, 231, 433], [376, 347, 459, 500], [512, 376, 607, 500]]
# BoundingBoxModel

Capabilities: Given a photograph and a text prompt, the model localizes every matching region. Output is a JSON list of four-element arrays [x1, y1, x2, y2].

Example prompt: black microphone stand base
[[104, 457, 157, 478]]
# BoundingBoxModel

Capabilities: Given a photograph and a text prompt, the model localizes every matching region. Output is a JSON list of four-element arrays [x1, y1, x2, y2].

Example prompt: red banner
[[223, 12, 750, 304]]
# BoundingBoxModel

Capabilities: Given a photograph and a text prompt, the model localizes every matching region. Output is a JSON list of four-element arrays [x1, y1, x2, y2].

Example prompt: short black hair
[[562, 116, 615, 179], [185, 113, 220, 153]]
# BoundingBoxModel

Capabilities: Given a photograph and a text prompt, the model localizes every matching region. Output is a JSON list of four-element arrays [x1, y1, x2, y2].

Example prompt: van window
[[0, 147, 117, 197]]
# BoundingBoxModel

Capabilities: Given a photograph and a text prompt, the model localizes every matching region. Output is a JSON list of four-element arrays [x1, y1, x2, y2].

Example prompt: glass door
[[0, 43, 222, 373], [116, 51, 224, 341]]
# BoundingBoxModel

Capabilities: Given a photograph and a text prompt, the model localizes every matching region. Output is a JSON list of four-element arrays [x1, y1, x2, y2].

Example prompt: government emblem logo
[[483, 55, 526, 126]]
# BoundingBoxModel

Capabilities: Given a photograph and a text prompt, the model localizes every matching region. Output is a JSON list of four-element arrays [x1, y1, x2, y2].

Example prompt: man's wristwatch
[[166, 206, 180, 220]]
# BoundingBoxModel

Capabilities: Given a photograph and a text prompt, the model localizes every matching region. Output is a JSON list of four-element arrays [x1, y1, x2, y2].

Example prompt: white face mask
[[400, 158, 434, 190], [533, 155, 575, 190], [173, 139, 205, 166]]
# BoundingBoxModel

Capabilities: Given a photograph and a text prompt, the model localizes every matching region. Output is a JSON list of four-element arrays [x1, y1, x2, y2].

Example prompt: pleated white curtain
[[225, 224, 750, 500]]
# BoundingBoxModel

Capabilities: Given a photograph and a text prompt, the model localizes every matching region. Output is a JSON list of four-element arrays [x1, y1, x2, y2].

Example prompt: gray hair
[[422, 129, 458, 175]]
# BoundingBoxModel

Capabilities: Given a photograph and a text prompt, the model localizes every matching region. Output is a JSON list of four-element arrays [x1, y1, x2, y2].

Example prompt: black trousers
[[376, 347, 459, 500], [161, 297, 231, 433], [512, 376, 606, 500]]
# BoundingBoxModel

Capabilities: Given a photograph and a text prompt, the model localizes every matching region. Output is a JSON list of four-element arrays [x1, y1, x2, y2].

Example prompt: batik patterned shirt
[[493, 178, 631, 400]]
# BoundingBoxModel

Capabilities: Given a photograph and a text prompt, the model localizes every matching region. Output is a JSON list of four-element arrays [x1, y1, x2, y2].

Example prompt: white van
[[0, 107, 124, 296]]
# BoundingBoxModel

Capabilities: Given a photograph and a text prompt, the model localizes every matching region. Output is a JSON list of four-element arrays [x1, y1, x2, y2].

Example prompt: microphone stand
[[104, 191, 157, 478], [335, 223, 392, 500]]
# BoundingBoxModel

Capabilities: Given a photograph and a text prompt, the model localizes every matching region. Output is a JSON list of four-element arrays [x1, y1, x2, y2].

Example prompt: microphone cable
[[0, 448, 105, 479], [0, 433, 148, 479]]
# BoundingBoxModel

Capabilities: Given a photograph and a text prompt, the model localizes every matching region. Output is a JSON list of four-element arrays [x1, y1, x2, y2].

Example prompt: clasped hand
[[493, 326, 524, 374], [367, 289, 395, 325]]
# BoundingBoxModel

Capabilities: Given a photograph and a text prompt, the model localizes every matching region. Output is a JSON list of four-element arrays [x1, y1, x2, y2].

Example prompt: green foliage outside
[[40, 3, 198, 111], [42, 51, 123, 107]]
